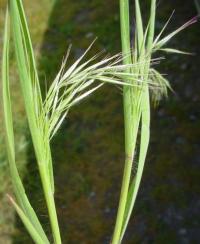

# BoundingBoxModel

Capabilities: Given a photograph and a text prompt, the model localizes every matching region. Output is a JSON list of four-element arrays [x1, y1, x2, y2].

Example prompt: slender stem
[[112, 129, 138, 244], [31, 133, 61, 243], [9, 1, 62, 242], [39, 163, 61, 244], [119, 1, 157, 241], [111, 0, 134, 243], [27, 127, 61, 243]]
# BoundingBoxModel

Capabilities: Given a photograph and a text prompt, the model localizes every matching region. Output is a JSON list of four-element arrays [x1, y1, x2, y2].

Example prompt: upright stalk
[[120, 2, 157, 238], [9, 1, 61, 243], [39, 163, 61, 244], [112, 1, 157, 243], [112, 0, 134, 243]]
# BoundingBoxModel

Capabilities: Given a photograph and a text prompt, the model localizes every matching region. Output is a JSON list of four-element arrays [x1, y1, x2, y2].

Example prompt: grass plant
[[2, 0, 152, 243], [111, 1, 197, 243], [2, 0, 196, 243]]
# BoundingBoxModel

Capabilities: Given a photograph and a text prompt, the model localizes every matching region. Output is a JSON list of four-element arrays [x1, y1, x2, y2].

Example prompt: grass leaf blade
[[2, 8, 49, 244], [8, 195, 46, 244]]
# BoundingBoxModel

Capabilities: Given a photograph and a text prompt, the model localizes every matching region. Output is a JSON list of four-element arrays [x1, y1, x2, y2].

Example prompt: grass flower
[[3, 1, 195, 243], [2, 0, 156, 243]]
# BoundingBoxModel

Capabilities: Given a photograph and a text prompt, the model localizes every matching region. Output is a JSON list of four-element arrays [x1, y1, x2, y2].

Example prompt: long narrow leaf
[[9, 1, 62, 243], [120, 0, 156, 241], [2, 8, 49, 244], [135, 0, 144, 52], [8, 195, 46, 244]]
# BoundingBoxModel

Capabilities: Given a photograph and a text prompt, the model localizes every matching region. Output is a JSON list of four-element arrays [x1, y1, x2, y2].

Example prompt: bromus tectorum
[[2, 0, 157, 243], [111, 1, 197, 243], [2, 0, 196, 243]]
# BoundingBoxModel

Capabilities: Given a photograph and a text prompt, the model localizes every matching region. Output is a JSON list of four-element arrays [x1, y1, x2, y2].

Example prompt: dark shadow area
[[13, 0, 200, 243]]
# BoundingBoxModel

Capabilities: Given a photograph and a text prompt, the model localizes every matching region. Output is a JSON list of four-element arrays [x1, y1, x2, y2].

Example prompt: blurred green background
[[0, 0, 199, 243]]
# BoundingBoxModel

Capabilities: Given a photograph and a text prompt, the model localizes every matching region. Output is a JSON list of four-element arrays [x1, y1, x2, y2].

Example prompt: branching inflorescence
[[2, 0, 196, 243], [2, 0, 156, 243]]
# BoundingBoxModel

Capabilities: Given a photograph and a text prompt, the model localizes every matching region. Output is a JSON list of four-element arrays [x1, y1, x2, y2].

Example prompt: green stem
[[111, 0, 134, 243], [24, 126, 61, 244], [119, 0, 156, 241], [30, 133, 61, 244], [39, 163, 61, 244], [9, 1, 62, 242]]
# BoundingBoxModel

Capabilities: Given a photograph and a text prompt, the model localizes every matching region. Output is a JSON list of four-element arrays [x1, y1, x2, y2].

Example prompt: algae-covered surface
[[0, 0, 200, 243]]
